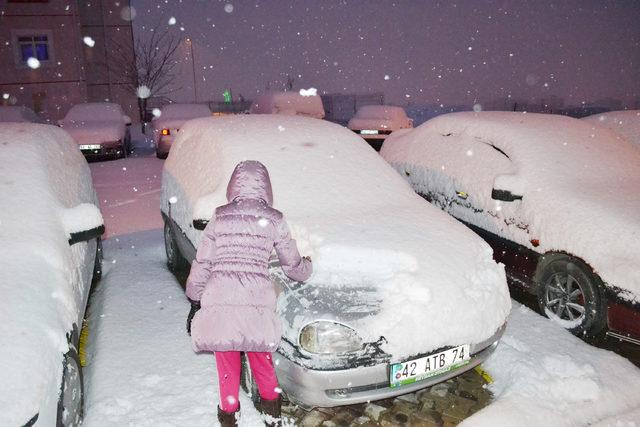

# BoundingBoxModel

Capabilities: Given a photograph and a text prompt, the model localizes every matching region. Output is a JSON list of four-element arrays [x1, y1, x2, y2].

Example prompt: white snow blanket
[[582, 110, 640, 146], [463, 302, 640, 427], [161, 115, 510, 358], [381, 112, 640, 301], [84, 146, 640, 427], [0, 124, 100, 426]]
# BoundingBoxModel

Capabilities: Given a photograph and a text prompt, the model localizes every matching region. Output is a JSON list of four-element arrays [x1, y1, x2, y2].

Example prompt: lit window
[[18, 35, 50, 63]]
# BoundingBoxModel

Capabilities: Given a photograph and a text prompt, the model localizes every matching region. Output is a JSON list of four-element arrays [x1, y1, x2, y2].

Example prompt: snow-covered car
[[582, 110, 640, 147], [0, 124, 104, 426], [381, 111, 640, 344], [0, 105, 44, 123], [161, 115, 509, 408], [152, 103, 212, 159], [59, 102, 132, 160], [250, 92, 325, 119], [348, 105, 413, 151]]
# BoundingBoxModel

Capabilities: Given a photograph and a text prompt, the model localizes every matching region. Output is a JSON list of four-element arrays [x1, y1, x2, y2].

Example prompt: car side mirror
[[193, 219, 208, 231], [123, 115, 132, 126], [61, 203, 105, 245], [492, 174, 523, 202]]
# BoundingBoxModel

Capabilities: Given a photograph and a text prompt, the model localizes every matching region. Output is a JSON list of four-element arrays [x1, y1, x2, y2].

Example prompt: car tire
[[56, 348, 84, 427], [156, 151, 168, 160], [164, 220, 189, 273], [536, 254, 608, 339], [91, 237, 103, 285], [240, 353, 261, 408]]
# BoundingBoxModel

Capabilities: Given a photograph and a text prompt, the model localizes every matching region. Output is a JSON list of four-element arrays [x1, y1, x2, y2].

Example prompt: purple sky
[[131, 0, 640, 108]]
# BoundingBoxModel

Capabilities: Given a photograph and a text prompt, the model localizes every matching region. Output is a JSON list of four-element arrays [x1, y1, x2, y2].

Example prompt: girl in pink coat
[[185, 161, 312, 427]]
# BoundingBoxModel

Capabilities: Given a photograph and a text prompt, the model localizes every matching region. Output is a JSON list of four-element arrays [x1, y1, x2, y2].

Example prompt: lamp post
[[186, 38, 197, 102]]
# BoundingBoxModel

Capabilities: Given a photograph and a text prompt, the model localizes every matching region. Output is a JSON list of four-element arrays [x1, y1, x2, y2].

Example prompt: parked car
[[0, 123, 104, 426], [59, 102, 132, 160], [0, 105, 44, 123], [381, 111, 640, 344], [152, 103, 212, 158], [161, 114, 509, 408], [250, 91, 325, 119], [348, 105, 413, 151], [582, 110, 640, 146]]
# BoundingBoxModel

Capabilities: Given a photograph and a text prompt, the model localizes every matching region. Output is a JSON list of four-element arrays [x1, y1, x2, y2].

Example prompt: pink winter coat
[[186, 161, 312, 352]]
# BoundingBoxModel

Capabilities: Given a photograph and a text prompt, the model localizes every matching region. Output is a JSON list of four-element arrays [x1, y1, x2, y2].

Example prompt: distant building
[[0, 0, 137, 120]]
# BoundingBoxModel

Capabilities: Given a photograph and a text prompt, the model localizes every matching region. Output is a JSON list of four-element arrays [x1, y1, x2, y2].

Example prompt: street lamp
[[186, 38, 197, 102]]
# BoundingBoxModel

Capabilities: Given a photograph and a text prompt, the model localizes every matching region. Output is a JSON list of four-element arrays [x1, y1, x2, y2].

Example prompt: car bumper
[[156, 135, 175, 156], [275, 324, 505, 408]]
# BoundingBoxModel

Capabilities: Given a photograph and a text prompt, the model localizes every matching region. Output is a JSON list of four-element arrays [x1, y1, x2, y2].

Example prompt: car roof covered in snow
[[161, 114, 510, 358], [354, 105, 408, 120], [156, 103, 211, 120], [64, 102, 125, 122], [249, 92, 325, 118], [381, 111, 640, 300], [0, 123, 100, 426], [581, 110, 640, 145]]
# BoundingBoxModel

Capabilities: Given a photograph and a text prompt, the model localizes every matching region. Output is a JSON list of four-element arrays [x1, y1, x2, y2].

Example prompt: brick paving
[[282, 368, 492, 427]]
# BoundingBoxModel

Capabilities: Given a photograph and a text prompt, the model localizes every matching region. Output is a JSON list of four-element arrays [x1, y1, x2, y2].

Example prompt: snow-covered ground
[[83, 131, 640, 426]]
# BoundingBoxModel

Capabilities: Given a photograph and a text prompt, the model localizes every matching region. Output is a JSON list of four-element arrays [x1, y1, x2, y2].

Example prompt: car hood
[[61, 120, 124, 144]]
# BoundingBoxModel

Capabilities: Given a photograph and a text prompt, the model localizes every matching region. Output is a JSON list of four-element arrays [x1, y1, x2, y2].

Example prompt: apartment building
[[0, 0, 137, 120]]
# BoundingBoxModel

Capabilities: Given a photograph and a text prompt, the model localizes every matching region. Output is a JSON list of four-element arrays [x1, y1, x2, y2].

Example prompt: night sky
[[131, 0, 640, 108]]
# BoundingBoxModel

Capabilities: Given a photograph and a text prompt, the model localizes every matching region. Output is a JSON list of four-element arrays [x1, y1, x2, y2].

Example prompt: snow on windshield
[[162, 114, 510, 356]]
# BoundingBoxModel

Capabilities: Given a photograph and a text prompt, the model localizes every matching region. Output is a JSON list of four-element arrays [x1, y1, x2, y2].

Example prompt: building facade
[[0, 0, 137, 120]]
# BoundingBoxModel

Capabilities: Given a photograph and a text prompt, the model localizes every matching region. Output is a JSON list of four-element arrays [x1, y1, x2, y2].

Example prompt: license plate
[[390, 344, 470, 387], [360, 129, 379, 135], [79, 144, 101, 150]]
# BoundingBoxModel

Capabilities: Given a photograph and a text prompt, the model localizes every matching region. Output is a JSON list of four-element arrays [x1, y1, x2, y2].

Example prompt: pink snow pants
[[215, 351, 280, 412]]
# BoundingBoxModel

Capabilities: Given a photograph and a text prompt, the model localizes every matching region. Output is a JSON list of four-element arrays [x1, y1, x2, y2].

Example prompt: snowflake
[[168, 16, 176, 25], [27, 57, 41, 69], [136, 85, 151, 99], [83, 36, 95, 47], [224, 3, 234, 13], [299, 88, 317, 97]]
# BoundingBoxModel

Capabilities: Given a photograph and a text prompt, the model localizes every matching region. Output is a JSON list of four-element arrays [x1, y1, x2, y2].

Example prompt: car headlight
[[299, 321, 363, 354]]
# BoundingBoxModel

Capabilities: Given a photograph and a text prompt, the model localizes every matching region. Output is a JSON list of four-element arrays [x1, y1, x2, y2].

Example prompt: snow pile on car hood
[[162, 115, 510, 357], [250, 92, 325, 118], [382, 112, 640, 301], [0, 124, 98, 426], [582, 110, 640, 146]]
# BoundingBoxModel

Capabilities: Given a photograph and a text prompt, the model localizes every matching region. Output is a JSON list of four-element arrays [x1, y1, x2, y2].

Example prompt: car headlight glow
[[299, 321, 363, 354]]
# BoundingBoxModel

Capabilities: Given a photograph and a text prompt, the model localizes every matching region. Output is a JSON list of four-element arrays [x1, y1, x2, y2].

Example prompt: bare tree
[[109, 25, 181, 131]]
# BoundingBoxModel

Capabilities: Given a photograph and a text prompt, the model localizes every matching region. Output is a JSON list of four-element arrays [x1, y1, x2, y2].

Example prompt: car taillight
[[161, 128, 170, 136]]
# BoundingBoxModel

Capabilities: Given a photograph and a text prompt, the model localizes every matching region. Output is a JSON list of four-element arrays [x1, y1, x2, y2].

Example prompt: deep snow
[[82, 131, 640, 426]]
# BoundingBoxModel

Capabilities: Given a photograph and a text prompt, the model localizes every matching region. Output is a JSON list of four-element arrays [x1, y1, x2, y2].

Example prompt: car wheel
[[56, 348, 84, 427], [91, 237, 103, 285], [240, 353, 261, 408], [164, 220, 188, 273], [536, 254, 607, 339], [156, 151, 168, 159]]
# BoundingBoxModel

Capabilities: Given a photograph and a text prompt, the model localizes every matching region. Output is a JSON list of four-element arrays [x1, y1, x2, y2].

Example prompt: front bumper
[[274, 324, 505, 409], [79, 140, 124, 159]]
